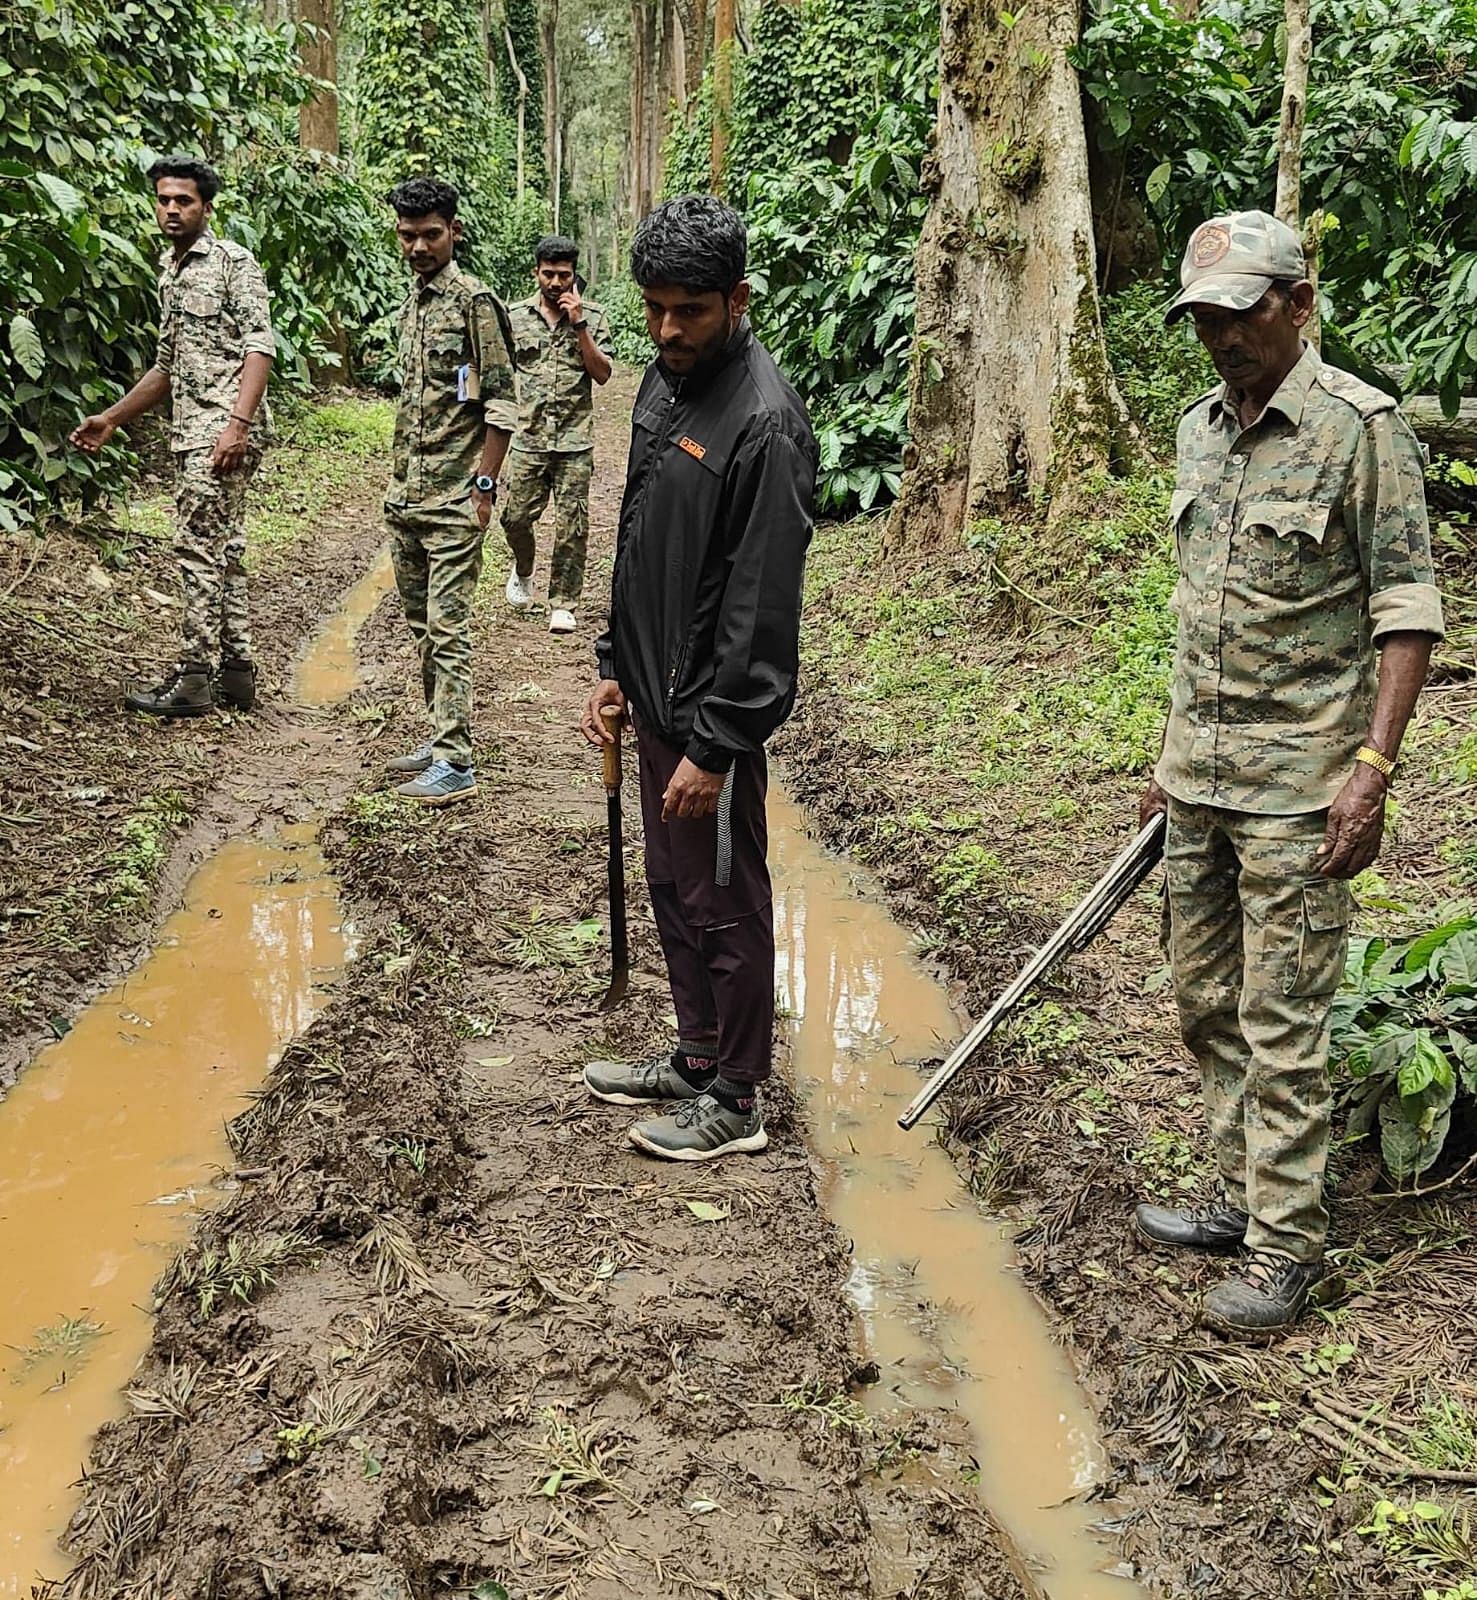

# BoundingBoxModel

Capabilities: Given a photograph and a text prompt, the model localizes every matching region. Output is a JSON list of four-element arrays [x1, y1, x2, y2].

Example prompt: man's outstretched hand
[[1318, 763, 1388, 878], [70, 415, 116, 454], [581, 679, 626, 746]]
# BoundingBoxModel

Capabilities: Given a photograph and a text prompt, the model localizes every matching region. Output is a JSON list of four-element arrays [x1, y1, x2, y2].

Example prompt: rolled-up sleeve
[[473, 293, 519, 433], [1354, 409, 1445, 641], [228, 252, 276, 360], [589, 305, 615, 363]]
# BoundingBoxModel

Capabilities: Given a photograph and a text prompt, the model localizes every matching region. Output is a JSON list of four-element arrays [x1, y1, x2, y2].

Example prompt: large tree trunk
[[298, 0, 340, 154], [677, 0, 708, 101], [888, 0, 1130, 556], [1274, 0, 1319, 349], [709, 0, 736, 192]]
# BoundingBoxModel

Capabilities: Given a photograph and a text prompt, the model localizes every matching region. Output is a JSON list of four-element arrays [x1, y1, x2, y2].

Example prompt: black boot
[[1134, 1201, 1249, 1252], [124, 663, 212, 718], [1201, 1251, 1324, 1338], [217, 657, 257, 712]]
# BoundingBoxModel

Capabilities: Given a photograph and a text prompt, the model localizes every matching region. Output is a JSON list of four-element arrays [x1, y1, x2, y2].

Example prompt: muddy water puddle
[[295, 544, 394, 706], [0, 827, 349, 1591], [772, 791, 1141, 1600]]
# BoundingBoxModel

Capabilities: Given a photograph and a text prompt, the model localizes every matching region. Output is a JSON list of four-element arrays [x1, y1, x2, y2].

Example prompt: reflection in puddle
[[0, 828, 349, 1594], [294, 545, 394, 706], [772, 791, 1141, 1600]]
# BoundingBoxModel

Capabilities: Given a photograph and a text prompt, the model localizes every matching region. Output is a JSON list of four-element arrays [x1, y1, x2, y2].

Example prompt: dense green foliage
[[1077, 0, 1477, 410], [665, 0, 935, 513], [351, 0, 547, 299], [1334, 917, 1477, 1180]]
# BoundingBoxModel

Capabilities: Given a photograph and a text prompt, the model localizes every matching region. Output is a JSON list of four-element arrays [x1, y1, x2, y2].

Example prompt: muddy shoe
[[549, 606, 577, 635], [628, 1092, 768, 1163], [506, 568, 534, 609], [395, 759, 477, 806], [1134, 1202, 1249, 1252], [124, 664, 212, 718], [386, 741, 434, 774], [584, 1049, 715, 1106], [1200, 1251, 1323, 1338], [217, 657, 256, 712]]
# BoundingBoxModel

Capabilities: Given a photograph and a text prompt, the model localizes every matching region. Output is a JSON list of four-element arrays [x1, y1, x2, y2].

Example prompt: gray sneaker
[[584, 1051, 712, 1107], [386, 742, 434, 774], [628, 1092, 768, 1163], [395, 758, 477, 806]]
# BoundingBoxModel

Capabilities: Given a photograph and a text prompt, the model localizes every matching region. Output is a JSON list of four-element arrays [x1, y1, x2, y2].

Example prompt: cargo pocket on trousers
[[1284, 879, 1352, 997]]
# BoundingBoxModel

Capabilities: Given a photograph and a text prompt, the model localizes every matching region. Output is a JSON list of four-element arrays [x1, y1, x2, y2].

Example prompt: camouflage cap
[[1164, 210, 1306, 325]]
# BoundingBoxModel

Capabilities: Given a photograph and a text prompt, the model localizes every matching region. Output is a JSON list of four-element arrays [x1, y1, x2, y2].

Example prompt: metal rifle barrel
[[896, 811, 1167, 1131]]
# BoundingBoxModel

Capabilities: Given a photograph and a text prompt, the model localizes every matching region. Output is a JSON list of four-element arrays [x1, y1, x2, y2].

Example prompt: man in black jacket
[[580, 195, 818, 1163]]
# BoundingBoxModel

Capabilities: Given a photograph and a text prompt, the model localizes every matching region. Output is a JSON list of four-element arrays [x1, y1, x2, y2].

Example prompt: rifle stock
[[897, 811, 1167, 1132]]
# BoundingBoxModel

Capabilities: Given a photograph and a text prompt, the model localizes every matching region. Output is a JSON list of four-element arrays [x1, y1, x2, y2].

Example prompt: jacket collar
[[418, 259, 462, 297], [1214, 341, 1319, 431]]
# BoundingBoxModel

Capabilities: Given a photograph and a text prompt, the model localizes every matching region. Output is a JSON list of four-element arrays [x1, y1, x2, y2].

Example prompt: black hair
[[630, 195, 747, 296], [535, 234, 579, 267], [147, 155, 221, 204], [386, 177, 459, 223]]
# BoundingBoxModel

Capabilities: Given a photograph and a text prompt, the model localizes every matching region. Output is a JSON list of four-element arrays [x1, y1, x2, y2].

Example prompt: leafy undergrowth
[[0, 395, 392, 1081], [779, 478, 1477, 1599]]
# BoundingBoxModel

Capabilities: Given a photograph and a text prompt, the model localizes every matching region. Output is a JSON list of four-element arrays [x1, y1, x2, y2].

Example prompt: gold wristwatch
[[1356, 745, 1396, 779]]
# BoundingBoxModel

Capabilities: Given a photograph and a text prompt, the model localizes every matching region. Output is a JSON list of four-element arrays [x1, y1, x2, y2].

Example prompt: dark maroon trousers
[[634, 720, 775, 1085]]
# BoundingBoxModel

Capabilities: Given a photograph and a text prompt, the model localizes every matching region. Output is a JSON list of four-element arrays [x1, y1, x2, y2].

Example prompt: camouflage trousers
[[1164, 800, 1353, 1263], [174, 444, 261, 669], [386, 501, 485, 767], [500, 447, 593, 604]]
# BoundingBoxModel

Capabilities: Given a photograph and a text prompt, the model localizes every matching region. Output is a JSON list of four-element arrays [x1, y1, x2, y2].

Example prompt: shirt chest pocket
[[514, 336, 543, 370], [181, 290, 224, 323], [427, 326, 466, 379], [1237, 498, 1334, 600]]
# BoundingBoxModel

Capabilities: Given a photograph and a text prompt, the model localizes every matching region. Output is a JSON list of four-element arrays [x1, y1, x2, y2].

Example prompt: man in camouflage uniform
[[501, 235, 613, 635], [1136, 211, 1445, 1335], [72, 155, 274, 716], [382, 177, 518, 806]]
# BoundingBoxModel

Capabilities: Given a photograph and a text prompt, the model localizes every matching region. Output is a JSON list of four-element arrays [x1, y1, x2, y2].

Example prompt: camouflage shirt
[[386, 260, 519, 511], [1156, 344, 1445, 815], [507, 295, 613, 453], [155, 231, 275, 453]]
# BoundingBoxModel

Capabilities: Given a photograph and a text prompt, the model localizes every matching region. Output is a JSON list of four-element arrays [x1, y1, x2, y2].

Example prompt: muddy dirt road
[[1, 376, 1107, 1599]]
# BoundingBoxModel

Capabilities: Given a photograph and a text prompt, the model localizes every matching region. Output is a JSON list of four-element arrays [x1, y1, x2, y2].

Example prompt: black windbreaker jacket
[[595, 322, 818, 773]]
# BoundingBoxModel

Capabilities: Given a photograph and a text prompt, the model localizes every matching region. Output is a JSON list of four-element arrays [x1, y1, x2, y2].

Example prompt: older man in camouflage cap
[[500, 235, 613, 635], [73, 155, 274, 717], [1136, 209, 1445, 1335]]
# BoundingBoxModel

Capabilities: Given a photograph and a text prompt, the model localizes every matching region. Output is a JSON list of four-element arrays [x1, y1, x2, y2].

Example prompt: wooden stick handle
[[600, 706, 623, 789]]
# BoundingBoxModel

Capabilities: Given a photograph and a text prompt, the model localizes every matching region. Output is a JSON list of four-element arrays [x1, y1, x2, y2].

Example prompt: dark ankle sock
[[672, 1049, 717, 1090], [710, 1074, 757, 1113]]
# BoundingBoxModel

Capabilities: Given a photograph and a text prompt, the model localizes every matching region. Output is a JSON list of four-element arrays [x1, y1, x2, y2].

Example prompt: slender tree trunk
[[1274, 0, 1310, 226], [678, 0, 708, 100], [541, 0, 560, 217], [672, 5, 688, 113], [1275, 0, 1318, 349], [298, 0, 340, 154], [710, 0, 735, 192], [888, 0, 1131, 556], [504, 24, 529, 200]]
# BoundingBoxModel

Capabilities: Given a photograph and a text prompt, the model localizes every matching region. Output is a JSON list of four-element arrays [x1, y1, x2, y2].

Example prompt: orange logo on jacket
[[678, 436, 707, 460]]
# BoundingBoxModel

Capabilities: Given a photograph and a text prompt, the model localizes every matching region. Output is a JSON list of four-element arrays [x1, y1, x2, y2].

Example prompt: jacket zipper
[[666, 639, 689, 712]]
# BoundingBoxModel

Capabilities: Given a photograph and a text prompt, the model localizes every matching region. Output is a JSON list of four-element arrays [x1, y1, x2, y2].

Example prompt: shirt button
[[1232, 453, 1246, 465], [1197, 728, 1211, 739], [1217, 519, 1230, 532]]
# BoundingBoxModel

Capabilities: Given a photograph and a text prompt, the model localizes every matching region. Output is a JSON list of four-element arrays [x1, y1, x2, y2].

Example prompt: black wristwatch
[[473, 473, 498, 499], [571, 318, 588, 331]]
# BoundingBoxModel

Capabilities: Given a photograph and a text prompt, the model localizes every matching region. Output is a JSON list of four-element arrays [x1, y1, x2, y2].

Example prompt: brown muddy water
[[0, 563, 389, 1592], [0, 829, 349, 1592], [294, 544, 394, 705], [772, 791, 1142, 1600]]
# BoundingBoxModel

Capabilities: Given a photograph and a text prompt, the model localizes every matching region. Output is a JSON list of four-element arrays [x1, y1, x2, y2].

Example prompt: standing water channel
[[0, 566, 389, 1593], [772, 792, 1143, 1600]]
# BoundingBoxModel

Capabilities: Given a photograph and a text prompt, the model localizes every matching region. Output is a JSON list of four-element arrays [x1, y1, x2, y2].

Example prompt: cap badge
[[1191, 224, 1232, 269]]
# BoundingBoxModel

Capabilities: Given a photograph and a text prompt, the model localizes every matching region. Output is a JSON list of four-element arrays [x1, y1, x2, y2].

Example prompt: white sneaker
[[505, 569, 534, 609], [549, 607, 577, 635]]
